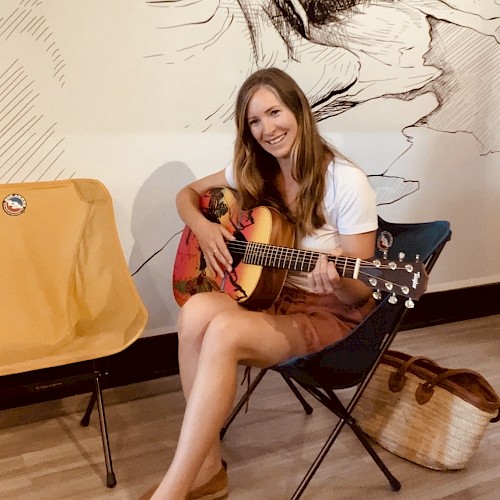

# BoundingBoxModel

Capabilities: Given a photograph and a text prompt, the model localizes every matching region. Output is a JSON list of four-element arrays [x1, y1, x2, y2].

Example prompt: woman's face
[[246, 86, 298, 167]]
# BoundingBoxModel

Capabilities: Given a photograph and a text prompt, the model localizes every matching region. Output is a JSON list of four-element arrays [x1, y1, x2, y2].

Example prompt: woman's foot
[[138, 461, 228, 500], [138, 484, 157, 500], [187, 462, 228, 500]]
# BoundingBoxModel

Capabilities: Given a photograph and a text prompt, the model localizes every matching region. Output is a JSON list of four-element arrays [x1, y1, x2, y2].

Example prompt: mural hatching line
[[0, 59, 67, 182], [1, 0, 66, 87]]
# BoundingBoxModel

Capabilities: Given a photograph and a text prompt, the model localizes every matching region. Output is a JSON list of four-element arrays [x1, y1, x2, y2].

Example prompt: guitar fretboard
[[227, 240, 360, 279]]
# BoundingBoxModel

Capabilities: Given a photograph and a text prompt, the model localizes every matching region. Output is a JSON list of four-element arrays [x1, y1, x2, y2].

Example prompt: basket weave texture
[[354, 350, 500, 470]]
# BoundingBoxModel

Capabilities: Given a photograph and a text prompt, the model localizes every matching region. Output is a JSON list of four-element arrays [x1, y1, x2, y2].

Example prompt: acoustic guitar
[[172, 187, 427, 310]]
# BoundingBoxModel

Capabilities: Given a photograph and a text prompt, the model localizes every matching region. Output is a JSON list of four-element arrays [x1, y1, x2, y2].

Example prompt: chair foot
[[107, 471, 117, 488], [390, 477, 401, 492]]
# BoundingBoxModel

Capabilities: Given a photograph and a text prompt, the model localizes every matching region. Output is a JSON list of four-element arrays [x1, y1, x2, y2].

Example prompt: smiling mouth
[[267, 134, 286, 145]]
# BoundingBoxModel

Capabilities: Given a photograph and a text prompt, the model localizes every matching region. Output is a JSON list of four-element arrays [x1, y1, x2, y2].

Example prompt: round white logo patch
[[2, 194, 27, 216]]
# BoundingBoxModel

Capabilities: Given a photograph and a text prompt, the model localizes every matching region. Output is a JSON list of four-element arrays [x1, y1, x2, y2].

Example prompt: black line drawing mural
[[1, 0, 499, 333], [143, 0, 498, 202], [0, 0, 69, 182]]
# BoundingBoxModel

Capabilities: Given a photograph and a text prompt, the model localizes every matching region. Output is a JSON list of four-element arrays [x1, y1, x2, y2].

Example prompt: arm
[[308, 231, 376, 305], [176, 169, 235, 278]]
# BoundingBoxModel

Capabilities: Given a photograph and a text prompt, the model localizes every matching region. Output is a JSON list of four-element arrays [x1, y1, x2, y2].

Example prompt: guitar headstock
[[359, 253, 429, 308]]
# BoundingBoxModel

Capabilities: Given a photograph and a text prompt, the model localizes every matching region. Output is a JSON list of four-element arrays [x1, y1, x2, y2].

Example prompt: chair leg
[[94, 375, 117, 488], [220, 368, 268, 439], [280, 375, 313, 415], [348, 417, 401, 492], [290, 410, 345, 500], [80, 375, 117, 488], [289, 384, 400, 500], [80, 389, 97, 427]]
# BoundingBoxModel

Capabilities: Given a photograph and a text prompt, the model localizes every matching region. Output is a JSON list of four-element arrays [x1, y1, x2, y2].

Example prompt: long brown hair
[[233, 67, 333, 235]]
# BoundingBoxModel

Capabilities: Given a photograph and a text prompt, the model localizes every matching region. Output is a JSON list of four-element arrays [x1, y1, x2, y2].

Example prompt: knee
[[176, 293, 229, 345], [177, 294, 207, 342], [202, 312, 247, 358]]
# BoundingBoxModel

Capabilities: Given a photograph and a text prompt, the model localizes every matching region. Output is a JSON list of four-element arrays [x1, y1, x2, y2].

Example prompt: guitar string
[[225, 240, 411, 271], [224, 241, 414, 292]]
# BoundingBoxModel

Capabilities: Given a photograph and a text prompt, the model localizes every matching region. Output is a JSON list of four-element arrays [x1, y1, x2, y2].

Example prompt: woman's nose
[[262, 117, 275, 136]]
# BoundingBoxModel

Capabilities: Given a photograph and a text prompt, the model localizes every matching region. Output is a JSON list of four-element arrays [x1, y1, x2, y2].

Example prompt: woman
[[141, 67, 377, 499]]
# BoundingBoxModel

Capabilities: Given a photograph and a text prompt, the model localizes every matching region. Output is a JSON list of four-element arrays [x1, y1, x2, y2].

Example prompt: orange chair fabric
[[0, 179, 148, 376]]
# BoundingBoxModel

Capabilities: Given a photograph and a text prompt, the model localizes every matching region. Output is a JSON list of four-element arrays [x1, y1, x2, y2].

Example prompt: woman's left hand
[[308, 251, 343, 294]]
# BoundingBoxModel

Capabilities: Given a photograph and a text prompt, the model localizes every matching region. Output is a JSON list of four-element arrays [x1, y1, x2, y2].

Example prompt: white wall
[[1, 0, 499, 336]]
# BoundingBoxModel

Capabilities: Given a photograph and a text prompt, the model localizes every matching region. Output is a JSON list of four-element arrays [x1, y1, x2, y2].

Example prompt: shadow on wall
[[129, 161, 196, 336]]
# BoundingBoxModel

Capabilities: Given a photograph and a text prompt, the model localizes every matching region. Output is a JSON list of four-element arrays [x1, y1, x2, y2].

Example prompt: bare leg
[[176, 293, 241, 488], [151, 295, 309, 499]]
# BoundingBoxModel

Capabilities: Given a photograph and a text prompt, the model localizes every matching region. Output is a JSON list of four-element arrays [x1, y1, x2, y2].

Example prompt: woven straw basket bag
[[354, 350, 500, 470]]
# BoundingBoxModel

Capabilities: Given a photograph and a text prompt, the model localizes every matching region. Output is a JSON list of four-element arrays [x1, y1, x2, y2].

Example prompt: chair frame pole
[[94, 375, 117, 488], [220, 369, 314, 439], [220, 368, 268, 439], [80, 368, 117, 488]]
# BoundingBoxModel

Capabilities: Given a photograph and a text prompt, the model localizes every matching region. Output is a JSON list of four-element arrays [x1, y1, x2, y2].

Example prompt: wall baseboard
[[1, 283, 499, 410]]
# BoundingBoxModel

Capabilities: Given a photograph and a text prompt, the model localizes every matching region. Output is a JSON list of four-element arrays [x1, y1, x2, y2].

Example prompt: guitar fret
[[293, 249, 300, 271], [298, 250, 305, 272], [308, 252, 315, 273], [279, 247, 286, 269], [269, 245, 276, 267], [285, 247, 292, 270]]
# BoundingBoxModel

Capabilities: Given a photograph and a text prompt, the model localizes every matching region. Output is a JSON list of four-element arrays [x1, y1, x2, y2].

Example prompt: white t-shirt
[[224, 158, 378, 291]]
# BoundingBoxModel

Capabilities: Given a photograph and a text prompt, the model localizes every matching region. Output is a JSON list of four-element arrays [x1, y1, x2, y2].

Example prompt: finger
[[206, 250, 226, 278], [220, 226, 236, 241], [326, 261, 341, 289], [309, 255, 327, 292], [319, 256, 335, 292], [215, 245, 233, 269], [211, 246, 233, 272]]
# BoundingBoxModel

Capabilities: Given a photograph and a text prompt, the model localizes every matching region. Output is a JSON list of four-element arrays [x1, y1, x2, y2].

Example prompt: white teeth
[[268, 134, 285, 145]]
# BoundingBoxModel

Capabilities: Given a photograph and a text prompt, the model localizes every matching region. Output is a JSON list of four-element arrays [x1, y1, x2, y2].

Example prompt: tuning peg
[[398, 252, 405, 262], [373, 290, 382, 300], [388, 293, 398, 304], [405, 298, 415, 309]]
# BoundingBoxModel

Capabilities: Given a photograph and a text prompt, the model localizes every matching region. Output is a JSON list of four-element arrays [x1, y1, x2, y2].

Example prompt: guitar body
[[172, 187, 295, 310]]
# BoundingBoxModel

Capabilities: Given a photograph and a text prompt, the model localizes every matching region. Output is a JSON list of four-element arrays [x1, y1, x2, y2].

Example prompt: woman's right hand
[[192, 217, 235, 278], [176, 169, 236, 278]]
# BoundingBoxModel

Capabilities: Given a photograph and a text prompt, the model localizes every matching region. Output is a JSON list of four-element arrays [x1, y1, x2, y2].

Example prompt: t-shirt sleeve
[[224, 164, 237, 189], [336, 165, 378, 235]]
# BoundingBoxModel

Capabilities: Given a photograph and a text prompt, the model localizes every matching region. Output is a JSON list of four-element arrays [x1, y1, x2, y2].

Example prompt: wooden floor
[[1, 315, 499, 500]]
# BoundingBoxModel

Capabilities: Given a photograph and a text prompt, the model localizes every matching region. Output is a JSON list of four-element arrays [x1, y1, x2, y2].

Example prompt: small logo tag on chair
[[2, 194, 27, 216], [377, 230, 394, 257]]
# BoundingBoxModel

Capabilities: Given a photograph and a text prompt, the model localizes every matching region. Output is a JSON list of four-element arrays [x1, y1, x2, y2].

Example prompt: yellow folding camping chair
[[0, 178, 148, 487]]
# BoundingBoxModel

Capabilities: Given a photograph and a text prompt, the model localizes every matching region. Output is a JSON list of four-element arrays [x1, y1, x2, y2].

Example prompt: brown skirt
[[267, 285, 376, 355]]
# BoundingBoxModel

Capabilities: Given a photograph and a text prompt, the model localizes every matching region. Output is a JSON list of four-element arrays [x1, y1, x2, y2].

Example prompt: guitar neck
[[227, 240, 360, 279]]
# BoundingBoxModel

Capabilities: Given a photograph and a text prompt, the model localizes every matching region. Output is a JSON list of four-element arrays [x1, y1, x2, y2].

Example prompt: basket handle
[[415, 369, 500, 421], [388, 355, 439, 393]]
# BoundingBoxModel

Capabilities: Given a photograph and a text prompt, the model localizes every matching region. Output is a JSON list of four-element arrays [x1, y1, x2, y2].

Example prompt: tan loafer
[[187, 464, 228, 500], [138, 461, 228, 500]]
